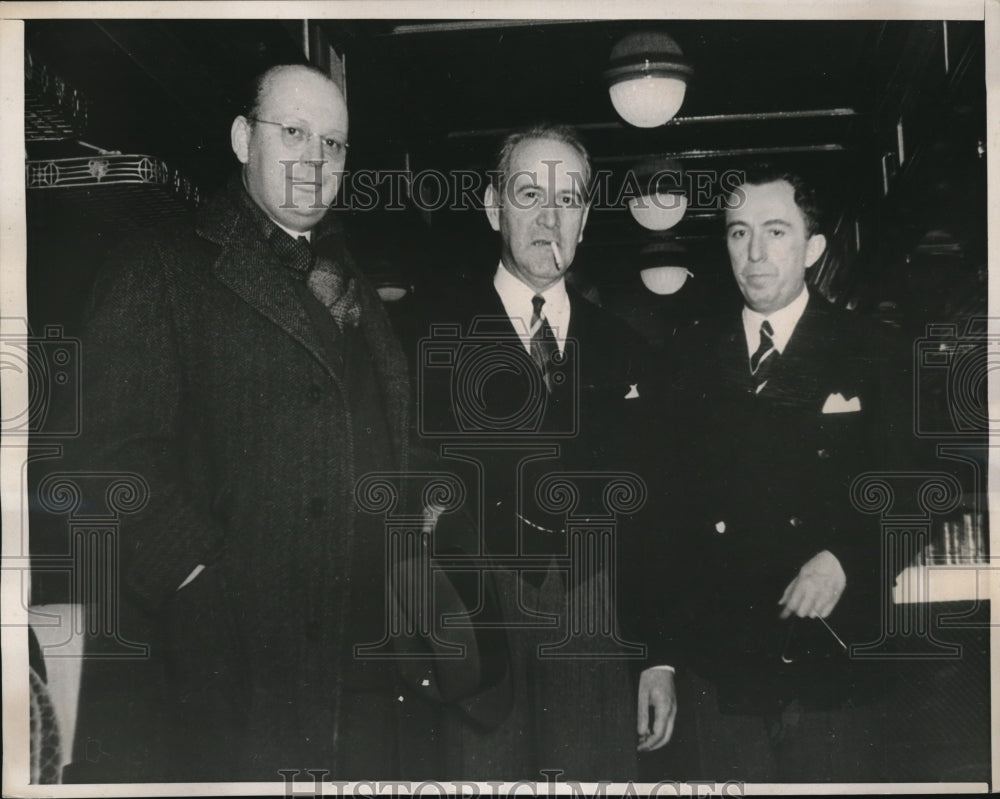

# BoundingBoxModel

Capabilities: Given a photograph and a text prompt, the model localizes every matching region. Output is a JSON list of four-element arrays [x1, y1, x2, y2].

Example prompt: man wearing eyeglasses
[[68, 63, 434, 781]]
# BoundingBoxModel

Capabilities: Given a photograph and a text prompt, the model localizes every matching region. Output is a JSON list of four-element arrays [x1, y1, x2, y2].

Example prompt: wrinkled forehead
[[508, 138, 588, 186]]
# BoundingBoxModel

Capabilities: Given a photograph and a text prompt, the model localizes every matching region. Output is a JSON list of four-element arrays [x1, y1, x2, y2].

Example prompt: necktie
[[529, 294, 559, 393], [298, 236, 361, 329], [749, 319, 777, 392]]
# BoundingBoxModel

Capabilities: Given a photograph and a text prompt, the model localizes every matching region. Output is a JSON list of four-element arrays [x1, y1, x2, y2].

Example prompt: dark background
[[22, 18, 990, 783], [25, 18, 987, 349]]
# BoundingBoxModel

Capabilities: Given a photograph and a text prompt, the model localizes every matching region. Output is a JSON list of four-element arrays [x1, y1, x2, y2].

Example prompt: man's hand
[[636, 667, 677, 752], [779, 549, 846, 619]]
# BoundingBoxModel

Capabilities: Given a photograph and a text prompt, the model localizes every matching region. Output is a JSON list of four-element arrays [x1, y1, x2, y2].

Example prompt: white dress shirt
[[493, 262, 570, 354], [741, 285, 809, 358], [278, 223, 310, 243]]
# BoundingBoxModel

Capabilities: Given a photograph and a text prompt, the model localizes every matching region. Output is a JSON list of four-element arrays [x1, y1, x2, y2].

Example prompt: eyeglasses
[[250, 118, 349, 159]]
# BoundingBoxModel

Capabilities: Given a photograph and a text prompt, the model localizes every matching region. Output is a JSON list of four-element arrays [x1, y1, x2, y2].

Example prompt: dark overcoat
[[67, 177, 421, 781]]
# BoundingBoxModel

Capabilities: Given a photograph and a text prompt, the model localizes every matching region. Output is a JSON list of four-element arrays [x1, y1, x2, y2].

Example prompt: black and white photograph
[[1, 1, 995, 794]]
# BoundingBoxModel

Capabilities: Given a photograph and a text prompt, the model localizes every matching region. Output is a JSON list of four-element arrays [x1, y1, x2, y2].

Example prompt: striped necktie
[[529, 294, 559, 393], [750, 319, 777, 392]]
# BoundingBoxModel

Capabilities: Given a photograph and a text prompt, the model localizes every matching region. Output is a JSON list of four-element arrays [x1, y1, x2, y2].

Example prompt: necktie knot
[[532, 294, 545, 315]]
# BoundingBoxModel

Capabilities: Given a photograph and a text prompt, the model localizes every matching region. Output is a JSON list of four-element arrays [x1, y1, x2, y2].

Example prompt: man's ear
[[231, 116, 251, 164], [805, 233, 827, 268], [484, 184, 501, 232]]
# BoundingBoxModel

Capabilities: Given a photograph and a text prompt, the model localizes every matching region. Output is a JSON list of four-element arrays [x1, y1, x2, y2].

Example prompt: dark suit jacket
[[415, 275, 649, 777], [66, 176, 420, 780], [418, 276, 649, 549], [652, 294, 909, 712]]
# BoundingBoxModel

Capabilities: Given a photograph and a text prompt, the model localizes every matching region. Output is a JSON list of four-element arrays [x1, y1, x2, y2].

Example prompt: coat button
[[307, 384, 322, 403], [309, 498, 326, 518], [817, 448, 830, 459], [789, 516, 803, 527], [714, 521, 726, 534]]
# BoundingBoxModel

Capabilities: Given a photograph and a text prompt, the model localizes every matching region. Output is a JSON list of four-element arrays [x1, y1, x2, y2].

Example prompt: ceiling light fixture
[[628, 157, 687, 230], [639, 239, 693, 295], [605, 31, 693, 128]]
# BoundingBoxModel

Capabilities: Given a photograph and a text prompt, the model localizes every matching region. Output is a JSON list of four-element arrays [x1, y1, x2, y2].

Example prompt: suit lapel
[[710, 316, 753, 396], [486, 283, 523, 337], [565, 291, 588, 354], [759, 298, 835, 409], [459, 282, 526, 344]]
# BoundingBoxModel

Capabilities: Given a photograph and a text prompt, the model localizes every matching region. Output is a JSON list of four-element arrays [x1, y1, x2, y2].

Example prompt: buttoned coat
[[649, 294, 908, 712], [68, 177, 418, 780]]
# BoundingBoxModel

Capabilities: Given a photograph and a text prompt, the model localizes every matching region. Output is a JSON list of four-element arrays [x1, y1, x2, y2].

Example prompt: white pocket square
[[624, 383, 640, 399], [822, 392, 861, 414]]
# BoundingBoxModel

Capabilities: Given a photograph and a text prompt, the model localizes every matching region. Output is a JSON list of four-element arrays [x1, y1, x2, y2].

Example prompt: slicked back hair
[[491, 123, 593, 204], [727, 163, 823, 237]]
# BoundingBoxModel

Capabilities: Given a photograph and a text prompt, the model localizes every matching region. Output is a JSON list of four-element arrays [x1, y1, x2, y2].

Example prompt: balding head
[[231, 64, 349, 232]]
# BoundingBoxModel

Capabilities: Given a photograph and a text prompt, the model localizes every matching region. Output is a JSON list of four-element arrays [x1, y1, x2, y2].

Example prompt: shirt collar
[[278, 223, 309, 242], [742, 285, 809, 356], [493, 262, 568, 315], [493, 262, 570, 351]]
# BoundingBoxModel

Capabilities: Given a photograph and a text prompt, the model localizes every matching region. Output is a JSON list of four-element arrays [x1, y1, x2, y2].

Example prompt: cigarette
[[549, 241, 563, 269]]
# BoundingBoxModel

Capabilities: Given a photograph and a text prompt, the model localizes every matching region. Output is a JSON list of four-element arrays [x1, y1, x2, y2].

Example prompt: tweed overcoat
[[68, 177, 418, 780]]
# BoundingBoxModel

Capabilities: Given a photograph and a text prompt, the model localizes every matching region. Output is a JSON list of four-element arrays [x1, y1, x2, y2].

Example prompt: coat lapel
[[759, 297, 835, 409], [215, 236, 338, 373], [198, 182, 345, 380], [709, 316, 753, 396]]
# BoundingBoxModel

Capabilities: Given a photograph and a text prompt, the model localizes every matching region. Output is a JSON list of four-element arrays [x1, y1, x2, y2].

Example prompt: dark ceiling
[[24, 18, 986, 337], [336, 20, 880, 157]]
